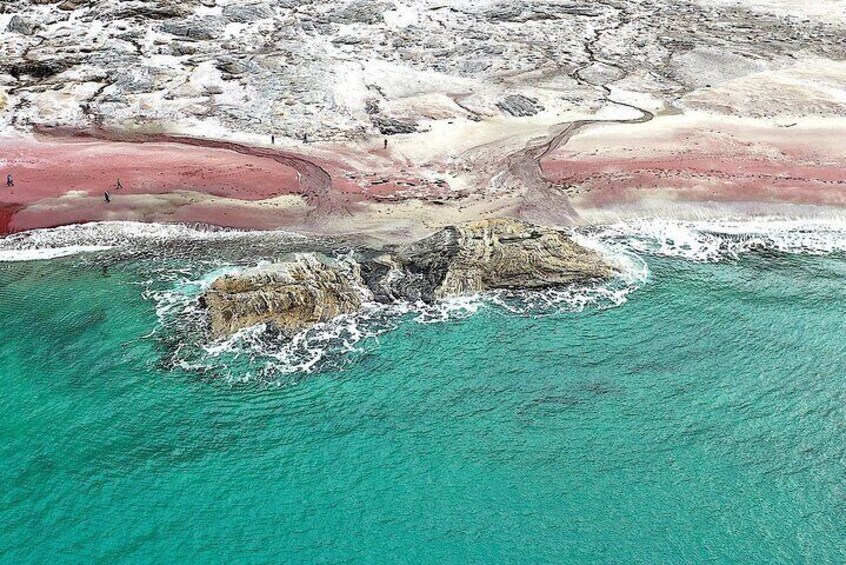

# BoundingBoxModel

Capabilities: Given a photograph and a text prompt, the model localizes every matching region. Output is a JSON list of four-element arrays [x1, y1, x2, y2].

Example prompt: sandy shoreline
[[3, 0, 846, 242], [2, 109, 846, 241]]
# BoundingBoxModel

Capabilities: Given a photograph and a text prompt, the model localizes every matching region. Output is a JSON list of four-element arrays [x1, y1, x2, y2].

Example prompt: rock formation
[[202, 219, 614, 338], [200, 254, 365, 339], [497, 95, 545, 117], [3, 0, 843, 139]]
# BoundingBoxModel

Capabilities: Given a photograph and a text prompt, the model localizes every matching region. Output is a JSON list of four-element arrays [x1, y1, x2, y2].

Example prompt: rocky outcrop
[[6, 16, 38, 35], [497, 94, 545, 117], [3, 0, 844, 140], [330, 0, 394, 25], [202, 219, 614, 338], [222, 2, 274, 23], [160, 18, 221, 40], [200, 255, 364, 339], [365, 218, 613, 302], [370, 116, 418, 135]]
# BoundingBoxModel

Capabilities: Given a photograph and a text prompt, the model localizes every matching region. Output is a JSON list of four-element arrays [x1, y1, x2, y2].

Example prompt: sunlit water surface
[[1, 219, 845, 563]]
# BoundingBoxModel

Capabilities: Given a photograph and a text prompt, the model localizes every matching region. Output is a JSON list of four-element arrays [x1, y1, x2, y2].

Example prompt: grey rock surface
[[6, 15, 37, 35], [497, 94, 545, 117], [0, 0, 844, 139], [222, 2, 274, 23]]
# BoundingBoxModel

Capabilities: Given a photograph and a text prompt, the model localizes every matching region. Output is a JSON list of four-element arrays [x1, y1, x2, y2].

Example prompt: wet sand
[[543, 115, 846, 211], [0, 130, 458, 235], [3, 115, 846, 237]]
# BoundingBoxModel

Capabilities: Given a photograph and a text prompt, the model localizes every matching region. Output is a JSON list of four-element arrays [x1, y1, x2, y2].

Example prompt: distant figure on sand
[[303, 133, 308, 144], [115, 178, 122, 190], [6, 174, 12, 187], [271, 134, 275, 145], [104, 191, 111, 203], [383, 138, 388, 149]]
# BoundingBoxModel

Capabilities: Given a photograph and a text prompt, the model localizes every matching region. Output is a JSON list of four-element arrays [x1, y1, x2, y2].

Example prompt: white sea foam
[[10, 217, 846, 379], [0, 245, 113, 262], [0, 221, 304, 261], [581, 217, 846, 262]]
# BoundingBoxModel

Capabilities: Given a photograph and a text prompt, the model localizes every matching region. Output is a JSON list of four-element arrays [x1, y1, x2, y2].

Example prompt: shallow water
[[1, 220, 845, 562]]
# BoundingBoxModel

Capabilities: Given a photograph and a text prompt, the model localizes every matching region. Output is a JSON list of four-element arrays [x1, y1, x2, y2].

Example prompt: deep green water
[[1, 238, 845, 562]]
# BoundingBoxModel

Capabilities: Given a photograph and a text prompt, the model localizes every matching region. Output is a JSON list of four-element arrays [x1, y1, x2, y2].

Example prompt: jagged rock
[[485, 2, 602, 22], [200, 255, 365, 339], [107, 3, 188, 20], [216, 58, 250, 76], [376, 218, 614, 301], [161, 18, 221, 40], [364, 99, 380, 115], [171, 43, 198, 56], [203, 219, 614, 338], [371, 116, 417, 135], [222, 2, 274, 23], [497, 94, 545, 117], [58, 0, 87, 10], [484, 3, 524, 22], [5, 60, 71, 80], [330, 0, 395, 25], [6, 15, 37, 35]]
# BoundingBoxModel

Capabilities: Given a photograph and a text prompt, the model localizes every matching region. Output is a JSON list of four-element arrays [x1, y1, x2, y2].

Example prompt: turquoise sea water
[[1, 220, 845, 563]]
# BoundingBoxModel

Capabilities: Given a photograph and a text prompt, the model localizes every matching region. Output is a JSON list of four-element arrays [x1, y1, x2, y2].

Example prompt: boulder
[[497, 94, 545, 117], [371, 116, 417, 135], [161, 18, 221, 40], [5, 60, 71, 80], [6, 16, 37, 35], [107, 3, 188, 20], [57, 0, 87, 10], [370, 218, 614, 301], [202, 219, 614, 339], [330, 0, 394, 25], [222, 2, 274, 23], [201, 254, 365, 339]]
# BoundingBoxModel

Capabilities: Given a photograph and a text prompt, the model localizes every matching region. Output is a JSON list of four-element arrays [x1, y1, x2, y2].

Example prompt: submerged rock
[[201, 219, 613, 338]]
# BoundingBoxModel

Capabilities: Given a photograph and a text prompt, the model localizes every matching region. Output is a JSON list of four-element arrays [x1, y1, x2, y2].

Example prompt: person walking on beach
[[303, 133, 308, 144], [104, 191, 111, 203], [6, 174, 13, 187], [115, 178, 122, 190], [271, 134, 275, 145], [383, 138, 388, 149]]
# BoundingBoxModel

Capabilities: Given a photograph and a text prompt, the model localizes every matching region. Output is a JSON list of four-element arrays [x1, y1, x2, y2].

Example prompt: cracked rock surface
[[203, 218, 613, 338], [1, 0, 843, 139]]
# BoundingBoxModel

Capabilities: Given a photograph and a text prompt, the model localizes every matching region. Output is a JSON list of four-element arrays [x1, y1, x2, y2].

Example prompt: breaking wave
[[584, 217, 846, 262], [0, 245, 114, 262], [7, 217, 846, 381], [0, 221, 304, 261], [142, 242, 647, 383]]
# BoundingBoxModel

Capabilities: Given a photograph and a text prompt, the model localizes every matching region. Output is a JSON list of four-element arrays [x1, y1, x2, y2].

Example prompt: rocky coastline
[[200, 218, 614, 338], [3, 1, 846, 238]]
